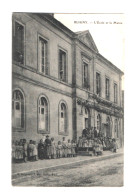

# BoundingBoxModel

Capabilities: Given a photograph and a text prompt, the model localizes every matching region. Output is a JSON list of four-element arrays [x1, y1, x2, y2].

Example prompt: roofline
[[26, 13, 124, 75], [97, 53, 124, 75], [33, 13, 75, 38]]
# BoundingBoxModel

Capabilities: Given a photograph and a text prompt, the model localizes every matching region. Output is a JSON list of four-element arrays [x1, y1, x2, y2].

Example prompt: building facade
[[12, 13, 124, 146]]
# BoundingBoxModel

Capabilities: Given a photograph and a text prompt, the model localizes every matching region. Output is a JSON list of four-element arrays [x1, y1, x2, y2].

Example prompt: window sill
[[37, 129, 50, 134], [12, 127, 25, 132], [58, 132, 69, 136]]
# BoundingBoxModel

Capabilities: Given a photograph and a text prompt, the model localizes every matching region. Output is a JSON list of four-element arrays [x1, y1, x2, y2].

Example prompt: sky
[[54, 14, 125, 73]]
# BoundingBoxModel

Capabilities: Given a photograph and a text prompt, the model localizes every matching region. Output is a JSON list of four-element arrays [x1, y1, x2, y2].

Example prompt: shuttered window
[[39, 37, 48, 74], [83, 62, 89, 89], [105, 78, 110, 100], [114, 83, 117, 103], [59, 50, 66, 82], [13, 21, 24, 64], [96, 73, 101, 96]]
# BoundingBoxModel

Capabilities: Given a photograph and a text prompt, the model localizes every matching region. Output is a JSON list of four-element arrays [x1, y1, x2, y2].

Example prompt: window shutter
[[45, 42, 48, 75], [59, 50, 62, 80], [64, 53, 66, 81], [21, 101, 24, 128], [14, 22, 24, 64]]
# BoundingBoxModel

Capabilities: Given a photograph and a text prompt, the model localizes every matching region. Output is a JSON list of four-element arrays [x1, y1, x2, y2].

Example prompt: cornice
[[13, 72, 72, 98], [76, 97, 123, 118]]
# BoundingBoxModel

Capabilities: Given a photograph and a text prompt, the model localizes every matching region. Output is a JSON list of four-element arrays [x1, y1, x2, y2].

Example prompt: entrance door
[[106, 117, 111, 137], [85, 118, 88, 128]]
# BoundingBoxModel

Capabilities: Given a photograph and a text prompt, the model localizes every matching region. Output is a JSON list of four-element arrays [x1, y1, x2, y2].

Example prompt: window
[[83, 108, 89, 129], [83, 62, 89, 89], [96, 73, 101, 96], [12, 89, 25, 129], [114, 119, 119, 138], [105, 78, 110, 100], [97, 114, 101, 132], [39, 37, 48, 74], [38, 96, 49, 133], [13, 21, 24, 64], [114, 83, 117, 103], [59, 50, 66, 82], [59, 102, 68, 134]]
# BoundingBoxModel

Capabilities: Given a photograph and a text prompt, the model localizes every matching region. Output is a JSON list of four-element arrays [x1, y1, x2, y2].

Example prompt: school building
[[12, 13, 124, 146]]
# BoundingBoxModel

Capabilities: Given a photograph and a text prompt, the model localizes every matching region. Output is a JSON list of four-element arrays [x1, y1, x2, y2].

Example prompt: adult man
[[82, 128, 87, 137], [94, 127, 98, 138], [45, 135, 51, 159]]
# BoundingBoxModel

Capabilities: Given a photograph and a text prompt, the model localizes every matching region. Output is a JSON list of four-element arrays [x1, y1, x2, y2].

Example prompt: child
[[38, 139, 45, 159], [50, 137, 56, 159], [28, 140, 34, 158], [32, 141, 38, 161], [71, 140, 77, 157], [56, 141, 62, 158], [67, 139, 72, 157], [112, 138, 118, 153], [23, 139, 28, 162], [82, 137, 88, 148], [78, 136, 83, 148], [62, 137, 67, 157]]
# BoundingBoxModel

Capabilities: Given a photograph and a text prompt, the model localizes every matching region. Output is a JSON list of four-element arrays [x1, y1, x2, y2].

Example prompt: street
[[13, 155, 123, 187]]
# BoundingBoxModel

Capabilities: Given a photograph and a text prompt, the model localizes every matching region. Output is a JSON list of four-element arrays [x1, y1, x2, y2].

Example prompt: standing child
[[32, 141, 38, 161], [50, 138, 56, 159], [67, 139, 72, 157], [71, 140, 77, 157], [78, 136, 83, 148], [112, 138, 118, 153], [62, 137, 67, 157], [56, 141, 62, 158], [23, 139, 28, 162]]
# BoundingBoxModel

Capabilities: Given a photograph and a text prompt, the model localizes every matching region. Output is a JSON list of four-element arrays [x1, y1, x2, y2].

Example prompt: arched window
[[12, 89, 24, 129], [59, 102, 68, 134], [38, 96, 49, 133], [97, 114, 101, 132], [114, 119, 119, 138]]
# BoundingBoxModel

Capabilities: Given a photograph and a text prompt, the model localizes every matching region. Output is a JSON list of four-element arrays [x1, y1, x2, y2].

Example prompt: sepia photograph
[[11, 12, 124, 187]]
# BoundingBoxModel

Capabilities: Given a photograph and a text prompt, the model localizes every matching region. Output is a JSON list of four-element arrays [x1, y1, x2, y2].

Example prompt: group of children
[[12, 134, 118, 162], [38, 136, 77, 159], [12, 136, 77, 162], [77, 135, 118, 156]]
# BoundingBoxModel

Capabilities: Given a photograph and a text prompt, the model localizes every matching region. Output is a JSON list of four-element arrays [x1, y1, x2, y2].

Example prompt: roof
[[28, 13, 124, 75]]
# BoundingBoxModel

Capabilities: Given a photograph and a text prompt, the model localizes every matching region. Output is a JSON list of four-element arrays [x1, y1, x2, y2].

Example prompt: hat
[[46, 135, 49, 138]]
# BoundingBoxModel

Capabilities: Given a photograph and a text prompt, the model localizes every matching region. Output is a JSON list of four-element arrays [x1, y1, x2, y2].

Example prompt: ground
[[13, 155, 123, 187]]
